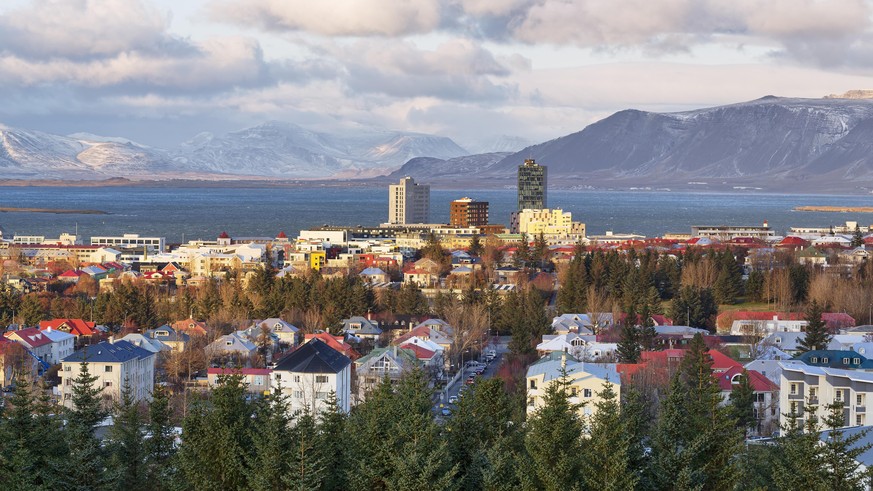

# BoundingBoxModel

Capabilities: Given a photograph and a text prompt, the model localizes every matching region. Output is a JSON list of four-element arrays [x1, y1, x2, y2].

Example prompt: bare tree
[[443, 300, 490, 368]]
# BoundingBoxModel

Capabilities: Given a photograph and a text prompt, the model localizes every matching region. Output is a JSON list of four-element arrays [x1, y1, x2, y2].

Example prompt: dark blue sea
[[1, 186, 873, 242]]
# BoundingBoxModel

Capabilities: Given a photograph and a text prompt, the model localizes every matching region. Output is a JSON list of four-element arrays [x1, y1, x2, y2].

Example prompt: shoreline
[[794, 206, 873, 213]]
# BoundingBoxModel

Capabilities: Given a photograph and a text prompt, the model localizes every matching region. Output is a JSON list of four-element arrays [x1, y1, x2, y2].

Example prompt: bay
[[1, 186, 873, 243]]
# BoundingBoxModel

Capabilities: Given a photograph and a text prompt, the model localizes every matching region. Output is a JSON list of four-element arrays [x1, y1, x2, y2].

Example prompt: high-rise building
[[450, 197, 489, 228], [518, 158, 547, 211], [388, 177, 430, 224]]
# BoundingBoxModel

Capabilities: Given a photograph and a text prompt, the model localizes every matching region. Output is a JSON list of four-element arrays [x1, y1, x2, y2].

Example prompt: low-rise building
[[40, 328, 76, 365], [207, 367, 272, 396], [271, 338, 352, 414], [59, 339, 156, 408], [780, 361, 873, 429], [525, 354, 620, 421], [354, 346, 421, 402], [252, 318, 300, 346], [145, 325, 190, 352]]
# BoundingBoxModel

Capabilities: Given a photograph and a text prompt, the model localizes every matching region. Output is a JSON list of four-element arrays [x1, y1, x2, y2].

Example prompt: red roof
[[399, 343, 436, 360], [779, 236, 809, 246], [6, 327, 53, 348], [39, 318, 96, 337], [218, 231, 230, 239], [172, 318, 208, 336], [58, 269, 84, 278], [393, 325, 434, 345], [276, 231, 288, 239], [717, 366, 778, 392], [717, 311, 855, 329]]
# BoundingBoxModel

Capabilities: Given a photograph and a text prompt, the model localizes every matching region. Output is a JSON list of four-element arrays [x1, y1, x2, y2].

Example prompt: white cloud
[[209, 0, 443, 36]]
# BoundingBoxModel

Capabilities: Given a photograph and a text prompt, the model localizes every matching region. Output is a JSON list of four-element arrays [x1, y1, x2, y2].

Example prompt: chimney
[[109, 335, 115, 344], [409, 321, 413, 333], [561, 351, 567, 369], [763, 220, 769, 228], [773, 315, 778, 321], [393, 345, 398, 357], [367, 310, 372, 321]]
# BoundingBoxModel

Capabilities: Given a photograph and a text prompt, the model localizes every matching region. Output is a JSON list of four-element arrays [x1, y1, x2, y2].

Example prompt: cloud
[[209, 0, 443, 36], [0, 0, 173, 59]]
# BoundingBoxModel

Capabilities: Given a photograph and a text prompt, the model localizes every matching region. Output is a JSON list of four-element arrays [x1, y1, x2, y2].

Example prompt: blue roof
[[63, 340, 154, 363], [796, 350, 873, 369]]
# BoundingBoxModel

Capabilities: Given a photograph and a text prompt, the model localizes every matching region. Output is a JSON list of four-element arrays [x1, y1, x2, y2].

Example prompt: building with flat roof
[[449, 197, 489, 227], [388, 177, 430, 225], [518, 159, 547, 211], [91, 233, 166, 253], [691, 222, 775, 241]]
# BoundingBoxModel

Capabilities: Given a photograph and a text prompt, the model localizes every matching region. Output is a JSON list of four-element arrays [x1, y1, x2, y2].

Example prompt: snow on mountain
[[461, 135, 533, 154]]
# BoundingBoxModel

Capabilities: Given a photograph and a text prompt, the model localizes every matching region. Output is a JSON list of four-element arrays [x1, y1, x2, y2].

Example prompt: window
[[315, 375, 328, 384], [570, 387, 578, 396], [65, 379, 71, 386], [527, 398, 535, 407], [529, 380, 537, 390], [836, 390, 843, 402], [855, 358, 861, 365], [843, 358, 851, 365], [583, 388, 592, 398], [104, 381, 112, 387], [275, 373, 281, 380], [64, 366, 71, 371], [293, 391, 304, 399], [790, 384, 798, 395], [859, 394, 866, 406], [858, 414, 864, 426], [811, 357, 818, 363], [294, 375, 301, 383], [822, 357, 829, 363], [316, 392, 328, 400], [105, 366, 112, 373]]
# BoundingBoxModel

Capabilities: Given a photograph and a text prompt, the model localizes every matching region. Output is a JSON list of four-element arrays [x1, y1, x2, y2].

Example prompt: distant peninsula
[[794, 206, 873, 213], [0, 206, 108, 215]]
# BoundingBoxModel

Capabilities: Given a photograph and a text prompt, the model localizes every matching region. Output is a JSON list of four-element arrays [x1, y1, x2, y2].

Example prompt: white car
[[448, 396, 459, 405]]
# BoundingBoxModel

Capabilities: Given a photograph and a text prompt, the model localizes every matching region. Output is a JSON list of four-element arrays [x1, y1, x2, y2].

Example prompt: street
[[433, 336, 510, 422]]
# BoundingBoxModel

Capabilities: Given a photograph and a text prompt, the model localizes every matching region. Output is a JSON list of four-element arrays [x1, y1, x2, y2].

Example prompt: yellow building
[[309, 251, 326, 271], [525, 353, 621, 420], [511, 208, 586, 242]]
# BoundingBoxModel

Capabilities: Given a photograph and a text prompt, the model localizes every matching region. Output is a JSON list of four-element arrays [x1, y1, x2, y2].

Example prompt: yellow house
[[525, 353, 621, 420], [309, 251, 326, 271]]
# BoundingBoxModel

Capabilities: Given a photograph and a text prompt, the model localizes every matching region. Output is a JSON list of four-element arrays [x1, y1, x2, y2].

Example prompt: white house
[[6, 327, 54, 365], [780, 361, 873, 430], [40, 328, 76, 365], [59, 339, 156, 409], [536, 333, 617, 361], [253, 318, 300, 345], [551, 314, 596, 335], [271, 338, 352, 414]]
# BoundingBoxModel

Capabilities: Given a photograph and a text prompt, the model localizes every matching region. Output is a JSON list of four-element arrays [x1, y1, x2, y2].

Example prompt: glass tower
[[517, 159, 547, 211]]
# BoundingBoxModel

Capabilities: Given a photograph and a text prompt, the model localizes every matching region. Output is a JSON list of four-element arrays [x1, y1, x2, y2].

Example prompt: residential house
[[392, 322, 453, 352], [207, 367, 271, 396], [39, 318, 97, 341], [551, 314, 596, 335], [145, 325, 190, 352], [716, 366, 780, 436], [360, 267, 390, 284], [271, 338, 352, 414], [39, 328, 76, 365], [354, 346, 421, 402], [6, 328, 54, 367], [253, 318, 299, 345], [761, 332, 808, 354], [536, 333, 617, 361], [795, 350, 873, 370], [171, 318, 208, 337], [342, 316, 383, 341], [718, 311, 856, 336], [780, 361, 873, 429], [206, 332, 257, 360], [525, 353, 621, 421], [59, 339, 156, 409], [119, 333, 169, 354]]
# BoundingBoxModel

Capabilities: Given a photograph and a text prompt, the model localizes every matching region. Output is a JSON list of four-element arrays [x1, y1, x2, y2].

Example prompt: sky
[[2, 0, 873, 150]]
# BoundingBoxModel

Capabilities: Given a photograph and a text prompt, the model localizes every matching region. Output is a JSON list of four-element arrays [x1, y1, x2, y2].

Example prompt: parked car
[[448, 395, 459, 405], [441, 407, 452, 417]]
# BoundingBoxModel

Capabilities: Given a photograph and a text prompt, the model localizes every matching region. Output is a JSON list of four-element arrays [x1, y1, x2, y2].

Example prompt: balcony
[[788, 393, 804, 400], [858, 406, 866, 413]]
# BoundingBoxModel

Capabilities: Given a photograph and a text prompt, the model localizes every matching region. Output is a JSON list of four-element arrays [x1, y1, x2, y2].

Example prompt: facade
[[6, 327, 54, 365], [510, 208, 586, 240], [145, 325, 190, 352], [517, 158, 547, 211], [450, 197, 489, 228], [691, 222, 775, 241], [525, 354, 620, 420], [59, 340, 156, 408], [90, 233, 166, 253], [354, 346, 421, 401], [253, 318, 300, 345], [207, 367, 272, 395], [780, 361, 873, 429], [39, 328, 76, 365], [271, 338, 352, 414], [388, 177, 430, 225]]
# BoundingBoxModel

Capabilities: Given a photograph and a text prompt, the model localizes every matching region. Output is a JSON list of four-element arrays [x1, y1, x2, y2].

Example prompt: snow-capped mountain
[[461, 135, 533, 154], [0, 121, 470, 180]]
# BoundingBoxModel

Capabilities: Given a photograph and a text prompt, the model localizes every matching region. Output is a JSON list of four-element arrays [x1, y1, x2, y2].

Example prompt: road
[[433, 336, 510, 422]]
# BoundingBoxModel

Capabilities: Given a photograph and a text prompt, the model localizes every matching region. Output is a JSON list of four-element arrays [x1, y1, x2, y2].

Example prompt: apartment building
[[388, 177, 430, 225], [59, 339, 156, 409], [518, 158, 547, 211], [780, 360, 873, 429], [450, 197, 489, 227]]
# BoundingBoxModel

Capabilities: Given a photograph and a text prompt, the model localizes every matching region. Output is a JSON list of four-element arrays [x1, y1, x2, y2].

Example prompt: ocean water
[[1, 186, 873, 243]]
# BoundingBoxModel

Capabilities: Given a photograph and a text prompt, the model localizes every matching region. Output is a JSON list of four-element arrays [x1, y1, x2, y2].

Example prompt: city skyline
[[1, 1, 872, 150]]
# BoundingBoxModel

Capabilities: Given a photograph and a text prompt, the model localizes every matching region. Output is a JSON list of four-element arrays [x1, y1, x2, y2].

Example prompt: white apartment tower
[[388, 177, 430, 225]]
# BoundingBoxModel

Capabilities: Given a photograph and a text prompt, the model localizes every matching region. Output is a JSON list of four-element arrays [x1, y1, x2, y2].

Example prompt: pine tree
[[62, 358, 110, 491], [144, 385, 176, 490], [177, 374, 253, 490], [852, 225, 865, 248], [773, 397, 827, 489], [468, 234, 483, 257], [514, 234, 530, 268], [106, 380, 147, 491], [745, 270, 765, 302], [246, 390, 293, 491], [17, 294, 45, 327], [582, 382, 638, 490], [729, 370, 756, 435], [284, 409, 324, 491], [317, 392, 348, 491], [524, 365, 586, 490], [616, 323, 641, 363], [821, 401, 872, 489], [798, 300, 831, 352]]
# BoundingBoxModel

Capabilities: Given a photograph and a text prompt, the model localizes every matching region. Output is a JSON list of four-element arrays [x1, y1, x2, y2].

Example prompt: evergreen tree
[[62, 358, 110, 491], [177, 375, 253, 491], [616, 323, 641, 363], [852, 225, 865, 248], [773, 397, 827, 489], [556, 253, 587, 314], [106, 380, 147, 491], [514, 234, 530, 268], [524, 364, 586, 490], [468, 234, 483, 257], [144, 385, 176, 490], [798, 300, 831, 353], [788, 264, 810, 306], [284, 409, 324, 491], [17, 294, 45, 327], [246, 390, 293, 491], [317, 392, 348, 491], [728, 370, 756, 435], [822, 401, 873, 489], [582, 382, 638, 490], [745, 270, 765, 302], [669, 286, 718, 330]]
